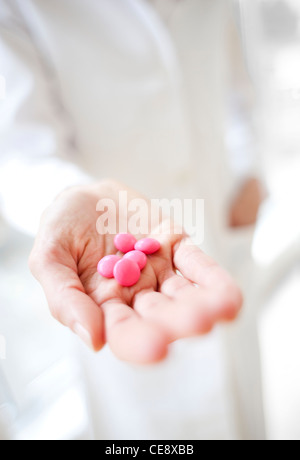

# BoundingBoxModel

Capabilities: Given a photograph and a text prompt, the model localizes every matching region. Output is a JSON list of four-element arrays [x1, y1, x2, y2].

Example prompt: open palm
[[29, 180, 243, 363]]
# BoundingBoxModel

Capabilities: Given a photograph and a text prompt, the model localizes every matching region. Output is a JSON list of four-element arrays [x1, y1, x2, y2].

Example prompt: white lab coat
[[0, 0, 257, 245], [0, 0, 260, 439]]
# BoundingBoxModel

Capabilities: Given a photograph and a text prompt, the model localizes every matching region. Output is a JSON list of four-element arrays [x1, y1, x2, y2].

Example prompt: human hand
[[229, 178, 265, 228], [29, 180, 243, 364]]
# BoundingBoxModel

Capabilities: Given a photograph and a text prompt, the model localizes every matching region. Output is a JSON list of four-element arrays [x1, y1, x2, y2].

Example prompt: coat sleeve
[[0, 1, 92, 236]]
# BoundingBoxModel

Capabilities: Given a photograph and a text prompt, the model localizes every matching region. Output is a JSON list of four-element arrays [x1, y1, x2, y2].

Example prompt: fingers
[[134, 283, 214, 342], [173, 239, 243, 320], [101, 299, 168, 364], [30, 255, 104, 351], [160, 274, 231, 324]]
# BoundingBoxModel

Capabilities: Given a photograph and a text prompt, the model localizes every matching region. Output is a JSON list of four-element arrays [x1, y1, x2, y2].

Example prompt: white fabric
[[0, 0, 257, 241]]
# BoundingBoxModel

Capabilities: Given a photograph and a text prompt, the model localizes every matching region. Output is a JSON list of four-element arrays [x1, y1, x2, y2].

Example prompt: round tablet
[[114, 233, 137, 253], [134, 238, 161, 255], [123, 250, 147, 270], [113, 258, 141, 287], [97, 255, 121, 278]]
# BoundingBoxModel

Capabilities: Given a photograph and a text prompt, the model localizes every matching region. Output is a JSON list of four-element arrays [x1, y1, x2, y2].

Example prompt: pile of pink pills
[[97, 233, 161, 287]]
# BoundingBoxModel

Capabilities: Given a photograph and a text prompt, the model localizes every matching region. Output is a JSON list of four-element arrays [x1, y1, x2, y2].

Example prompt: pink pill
[[114, 233, 137, 253], [123, 250, 147, 270], [134, 238, 161, 255], [97, 255, 121, 278], [113, 258, 140, 287]]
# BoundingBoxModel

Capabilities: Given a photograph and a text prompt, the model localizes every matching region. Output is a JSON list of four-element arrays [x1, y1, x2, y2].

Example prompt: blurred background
[[0, 0, 300, 440], [236, 0, 300, 440]]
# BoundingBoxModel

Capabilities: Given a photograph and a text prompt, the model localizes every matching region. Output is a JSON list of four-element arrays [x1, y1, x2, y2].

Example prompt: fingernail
[[73, 323, 94, 350]]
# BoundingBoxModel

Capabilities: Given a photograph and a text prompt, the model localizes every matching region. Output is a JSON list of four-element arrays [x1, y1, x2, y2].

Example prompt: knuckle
[[42, 242, 59, 261], [141, 293, 160, 312]]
